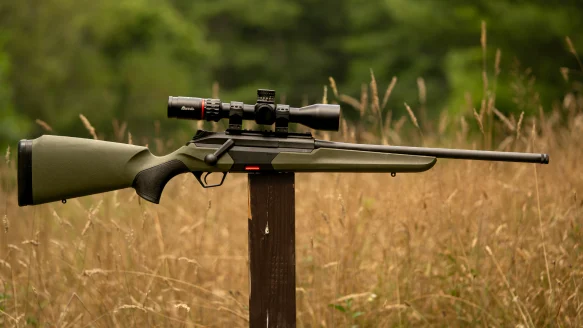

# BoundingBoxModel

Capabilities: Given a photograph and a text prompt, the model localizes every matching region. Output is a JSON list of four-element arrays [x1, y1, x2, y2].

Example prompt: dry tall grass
[[1, 92, 581, 327], [2, 39, 583, 327]]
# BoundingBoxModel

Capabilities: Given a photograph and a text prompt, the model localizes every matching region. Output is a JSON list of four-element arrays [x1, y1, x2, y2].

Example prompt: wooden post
[[248, 172, 296, 327]]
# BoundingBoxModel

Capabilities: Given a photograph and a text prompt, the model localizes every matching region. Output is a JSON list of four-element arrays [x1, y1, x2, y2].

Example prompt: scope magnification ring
[[205, 99, 222, 122]]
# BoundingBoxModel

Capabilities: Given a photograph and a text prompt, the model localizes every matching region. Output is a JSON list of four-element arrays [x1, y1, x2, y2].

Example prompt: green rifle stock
[[17, 134, 437, 206]]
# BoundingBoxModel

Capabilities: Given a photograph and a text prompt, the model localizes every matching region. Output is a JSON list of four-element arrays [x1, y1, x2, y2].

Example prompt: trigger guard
[[203, 172, 211, 185], [193, 171, 228, 188]]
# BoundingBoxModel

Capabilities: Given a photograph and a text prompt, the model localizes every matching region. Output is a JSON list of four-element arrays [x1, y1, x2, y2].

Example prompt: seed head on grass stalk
[[417, 78, 427, 107], [114, 304, 154, 314], [381, 77, 397, 111], [2, 214, 8, 233], [174, 303, 191, 313], [383, 111, 393, 144], [5, 146, 10, 166], [360, 84, 368, 118], [35, 119, 53, 132], [393, 116, 407, 135], [339, 94, 360, 110], [438, 111, 449, 135], [370, 69, 384, 140], [481, 21, 489, 95], [112, 119, 127, 142], [79, 114, 98, 140], [404, 103, 424, 142], [492, 108, 516, 132], [566, 36, 583, 71], [329, 77, 339, 98], [369, 69, 380, 118], [560, 67, 569, 82], [458, 116, 469, 143], [497, 135, 514, 151], [405, 103, 419, 129], [487, 96, 495, 116], [516, 111, 525, 139], [473, 108, 485, 137], [341, 118, 348, 140]]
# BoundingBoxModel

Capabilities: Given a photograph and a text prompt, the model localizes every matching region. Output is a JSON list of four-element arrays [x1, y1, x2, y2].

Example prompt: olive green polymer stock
[[17, 135, 437, 206]]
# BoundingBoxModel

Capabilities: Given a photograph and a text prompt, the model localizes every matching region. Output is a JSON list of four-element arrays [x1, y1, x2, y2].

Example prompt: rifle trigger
[[193, 171, 228, 188]]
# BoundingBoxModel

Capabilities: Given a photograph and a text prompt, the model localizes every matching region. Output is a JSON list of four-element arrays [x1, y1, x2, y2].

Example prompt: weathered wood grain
[[248, 172, 296, 327]]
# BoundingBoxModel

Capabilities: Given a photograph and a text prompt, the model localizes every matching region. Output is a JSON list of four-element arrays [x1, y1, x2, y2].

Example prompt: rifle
[[17, 89, 549, 207]]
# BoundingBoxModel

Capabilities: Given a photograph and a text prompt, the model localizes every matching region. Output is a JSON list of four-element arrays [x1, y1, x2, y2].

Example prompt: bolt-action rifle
[[17, 89, 549, 207]]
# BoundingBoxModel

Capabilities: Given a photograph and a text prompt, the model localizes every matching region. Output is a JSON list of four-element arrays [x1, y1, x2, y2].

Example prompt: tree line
[[0, 0, 581, 145]]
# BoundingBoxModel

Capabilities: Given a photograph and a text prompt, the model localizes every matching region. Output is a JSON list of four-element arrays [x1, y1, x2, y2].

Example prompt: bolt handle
[[204, 139, 235, 166]]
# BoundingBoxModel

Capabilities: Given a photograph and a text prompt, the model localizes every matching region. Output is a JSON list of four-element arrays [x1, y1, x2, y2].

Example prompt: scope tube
[[168, 96, 340, 131], [315, 140, 550, 164]]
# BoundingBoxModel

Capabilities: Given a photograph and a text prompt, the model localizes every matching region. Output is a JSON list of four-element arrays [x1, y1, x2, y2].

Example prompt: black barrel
[[315, 140, 549, 164]]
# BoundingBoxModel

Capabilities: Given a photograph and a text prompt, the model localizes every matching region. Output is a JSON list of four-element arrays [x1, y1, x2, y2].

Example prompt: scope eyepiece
[[167, 89, 341, 132]]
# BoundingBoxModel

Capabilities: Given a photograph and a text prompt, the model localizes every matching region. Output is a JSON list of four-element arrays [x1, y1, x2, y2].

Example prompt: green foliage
[[0, 0, 581, 144], [343, 0, 583, 120], [0, 292, 8, 311], [328, 298, 365, 326], [0, 0, 213, 141], [0, 35, 28, 146]]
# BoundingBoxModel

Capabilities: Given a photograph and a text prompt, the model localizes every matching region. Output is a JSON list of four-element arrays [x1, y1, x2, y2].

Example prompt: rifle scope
[[168, 89, 340, 131]]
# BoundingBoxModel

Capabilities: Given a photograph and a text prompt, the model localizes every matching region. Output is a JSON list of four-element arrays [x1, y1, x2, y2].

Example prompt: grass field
[[1, 67, 582, 327]]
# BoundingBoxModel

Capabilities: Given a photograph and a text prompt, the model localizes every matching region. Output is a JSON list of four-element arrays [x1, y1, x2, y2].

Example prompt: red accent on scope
[[200, 99, 205, 119], [245, 166, 260, 171]]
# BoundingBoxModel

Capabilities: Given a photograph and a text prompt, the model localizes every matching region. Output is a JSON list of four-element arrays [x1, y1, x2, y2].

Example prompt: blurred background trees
[[0, 0, 582, 146]]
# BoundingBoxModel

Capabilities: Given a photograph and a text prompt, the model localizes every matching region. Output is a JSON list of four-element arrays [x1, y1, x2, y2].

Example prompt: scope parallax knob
[[205, 98, 222, 122], [255, 89, 276, 125]]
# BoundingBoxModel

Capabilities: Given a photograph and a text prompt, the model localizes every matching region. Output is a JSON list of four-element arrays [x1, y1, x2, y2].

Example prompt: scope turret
[[168, 89, 340, 132]]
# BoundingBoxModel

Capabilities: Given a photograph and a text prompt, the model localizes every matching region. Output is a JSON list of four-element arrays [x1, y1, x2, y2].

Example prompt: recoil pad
[[18, 139, 33, 206]]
